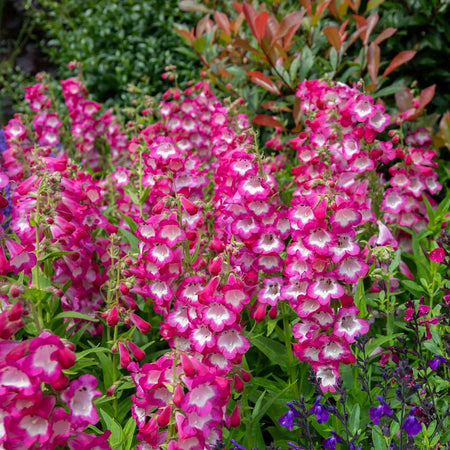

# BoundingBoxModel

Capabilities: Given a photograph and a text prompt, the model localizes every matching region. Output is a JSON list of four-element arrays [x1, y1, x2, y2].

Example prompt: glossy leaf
[[367, 41, 380, 83], [214, 11, 231, 36], [323, 26, 341, 51], [373, 27, 397, 45], [254, 11, 269, 43], [419, 84, 436, 109], [247, 70, 280, 94], [252, 114, 284, 129], [381, 50, 416, 79], [178, 0, 210, 13]]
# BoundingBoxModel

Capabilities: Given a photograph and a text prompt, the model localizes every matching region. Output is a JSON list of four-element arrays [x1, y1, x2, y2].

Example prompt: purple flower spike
[[429, 355, 447, 370], [279, 409, 295, 430], [403, 408, 422, 436], [310, 397, 330, 424], [323, 431, 343, 450], [369, 395, 392, 425]]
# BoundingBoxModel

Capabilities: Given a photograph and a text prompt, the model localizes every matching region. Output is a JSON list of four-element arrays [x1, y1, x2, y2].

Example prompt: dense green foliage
[[24, 0, 201, 105]]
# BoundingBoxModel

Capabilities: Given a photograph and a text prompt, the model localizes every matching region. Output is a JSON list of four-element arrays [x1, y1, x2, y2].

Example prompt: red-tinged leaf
[[291, 123, 303, 133], [262, 101, 278, 110], [364, 12, 379, 46], [365, 83, 376, 93], [339, 19, 349, 34], [323, 26, 341, 50], [311, 0, 331, 26], [353, 14, 367, 30], [196, 14, 212, 38], [175, 28, 195, 44], [232, 2, 243, 13], [247, 71, 280, 94], [381, 50, 416, 79], [214, 11, 231, 36], [293, 96, 302, 125], [367, 42, 380, 84], [252, 114, 284, 129], [284, 24, 300, 50], [178, 0, 210, 13], [299, 0, 312, 16], [255, 11, 269, 43], [265, 16, 279, 44], [343, 0, 357, 12], [242, 2, 258, 41], [273, 10, 305, 43], [231, 14, 245, 34], [395, 87, 414, 112], [433, 112, 450, 149], [373, 27, 396, 45], [419, 85, 436, 110], [315, 0, 332, 18], [346, 25, 367, 49], [234, 38, 260, 55]]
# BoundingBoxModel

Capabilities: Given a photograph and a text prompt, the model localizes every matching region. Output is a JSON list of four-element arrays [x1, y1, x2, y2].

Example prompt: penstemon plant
[[0, 60, 449, 450]]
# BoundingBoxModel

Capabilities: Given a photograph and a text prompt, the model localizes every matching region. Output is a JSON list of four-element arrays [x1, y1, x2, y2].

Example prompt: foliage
[[176, 0, 445, 138], [23, 0, 202, 106]]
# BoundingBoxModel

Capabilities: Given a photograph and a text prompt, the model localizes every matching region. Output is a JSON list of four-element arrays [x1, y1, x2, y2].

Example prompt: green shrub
[[25, 0, 201, 105]]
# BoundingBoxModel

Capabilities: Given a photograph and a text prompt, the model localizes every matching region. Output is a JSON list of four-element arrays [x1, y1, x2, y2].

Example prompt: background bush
[[23, 0, 201, 106]]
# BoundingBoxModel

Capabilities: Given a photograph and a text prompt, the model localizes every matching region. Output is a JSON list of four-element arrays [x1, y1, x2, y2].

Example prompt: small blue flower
[[229, 440, 248, 450], [310, 397, 329, 424], [403, 408, 422, 436], [369, 395, 392, 425], [323, 431, 343, 450], [279, 409, 295, 430], [429, 355, 447, 370]]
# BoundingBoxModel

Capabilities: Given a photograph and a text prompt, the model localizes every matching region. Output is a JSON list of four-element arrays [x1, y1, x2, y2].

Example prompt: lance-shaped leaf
[[247, 71, 280, 94], [419, 84, 436, 110], [214, 11, 231, 36], [323, 26, 341, 50], [252, 114, 284, 129], [373, 27, 396, 45], [381, 50, 416, 79], [179, 0, 210, 13], [367, 41, 380, 84], [270, 10, 305, 48]]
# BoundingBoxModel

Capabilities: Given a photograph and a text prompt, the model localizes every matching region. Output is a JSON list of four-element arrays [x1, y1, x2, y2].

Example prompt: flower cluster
[[0, 328, 107, 448]]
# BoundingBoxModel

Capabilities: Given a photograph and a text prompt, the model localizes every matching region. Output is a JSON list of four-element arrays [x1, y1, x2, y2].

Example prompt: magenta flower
[[61, 374, 101, 429], [429, 248, 445, 263]]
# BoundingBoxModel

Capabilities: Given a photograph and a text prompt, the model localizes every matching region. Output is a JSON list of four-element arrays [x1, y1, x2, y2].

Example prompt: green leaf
[[117, 227, 139, 253], [389, 248, 402, 272], [401, 279, 425, 295], [122, 416, 137, 450], [373, 83, 403, 98], [349, 403, 360, 435], [329, 47, 338, 71], [96, 351, 114, 389], [194, 36, 206, 53], [139, 186, 151, 204], [39, 250, 76, 262], [53, 311, 99, 322], [119, 212, 138, 232], [300, 47, 314, 80], [372, 425, 387, 449], [77, 346, 111, 359], [251, 336, 289, 369], [366, 334, 401, 356], [422, 193, 436, 228], [289, 55, 301, 83]]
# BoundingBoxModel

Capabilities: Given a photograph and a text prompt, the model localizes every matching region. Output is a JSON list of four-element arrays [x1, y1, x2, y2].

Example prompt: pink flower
[[61, 374, 101, 429], [429, 248, 445, 263]]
